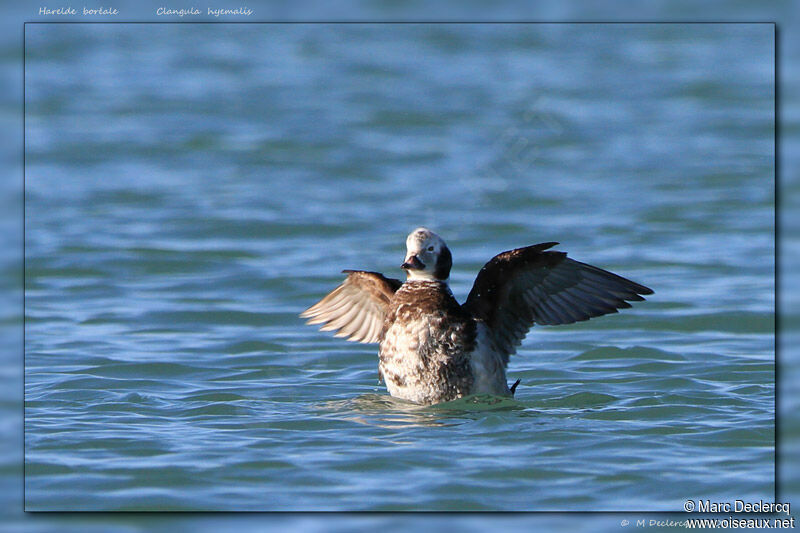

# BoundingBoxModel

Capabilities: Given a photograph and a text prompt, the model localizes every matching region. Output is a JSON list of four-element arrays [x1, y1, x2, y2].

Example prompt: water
[[24, 23, 774, 512]]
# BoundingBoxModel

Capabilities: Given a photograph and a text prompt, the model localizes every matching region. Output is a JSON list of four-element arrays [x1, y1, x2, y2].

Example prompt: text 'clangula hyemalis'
[[301, 227, 653, 405]]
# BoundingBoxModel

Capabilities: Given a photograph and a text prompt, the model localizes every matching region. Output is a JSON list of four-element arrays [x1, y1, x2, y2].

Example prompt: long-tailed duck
[[301, 228, 653, 405]]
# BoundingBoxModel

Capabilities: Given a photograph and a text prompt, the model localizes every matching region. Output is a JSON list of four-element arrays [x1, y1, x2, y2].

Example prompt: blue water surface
[[23, 23, 774, 512]]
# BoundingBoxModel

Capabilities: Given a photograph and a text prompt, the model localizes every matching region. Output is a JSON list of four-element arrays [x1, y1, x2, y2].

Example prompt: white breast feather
[[468, 323, 510, 396], [380, 317, 431, 403], [380, 316, 510, 402]]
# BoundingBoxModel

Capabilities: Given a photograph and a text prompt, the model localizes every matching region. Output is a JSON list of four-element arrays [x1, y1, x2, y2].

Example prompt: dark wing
[[463, 243, 653, 359], [300, 270, 403, 344]]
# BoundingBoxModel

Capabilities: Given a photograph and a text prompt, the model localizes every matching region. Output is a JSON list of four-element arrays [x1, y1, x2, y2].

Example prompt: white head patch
[[402, 227, 450, 282]]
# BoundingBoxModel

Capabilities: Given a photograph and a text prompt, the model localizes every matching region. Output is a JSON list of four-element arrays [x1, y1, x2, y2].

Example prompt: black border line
[[22, 21, 779, 24], [22, 20, 26, 512], [773, 23, 780, 503], [21, 20, 780, 514]]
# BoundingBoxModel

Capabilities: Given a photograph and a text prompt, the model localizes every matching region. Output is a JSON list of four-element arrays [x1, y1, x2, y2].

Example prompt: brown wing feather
[[463, 243, 653, 360], [300, 270, 402, 344]]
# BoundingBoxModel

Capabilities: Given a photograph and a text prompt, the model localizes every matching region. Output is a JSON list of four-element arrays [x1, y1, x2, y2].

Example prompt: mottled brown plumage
[[379, 280, 476, 404], [301, 228, 653, 405], [300, 270, 401, 344]]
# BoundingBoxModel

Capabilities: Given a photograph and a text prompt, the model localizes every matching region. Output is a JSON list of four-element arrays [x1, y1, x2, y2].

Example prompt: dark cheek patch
[[434, 246, 452, 280]]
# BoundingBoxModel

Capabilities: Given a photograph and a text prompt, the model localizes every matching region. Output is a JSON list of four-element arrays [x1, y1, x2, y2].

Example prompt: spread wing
[[300, 270, 403, 344], [463, 243, 653, 360]]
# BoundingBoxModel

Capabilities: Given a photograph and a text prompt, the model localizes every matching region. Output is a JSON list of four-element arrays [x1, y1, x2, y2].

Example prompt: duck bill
[[401, 255, 425, 270]]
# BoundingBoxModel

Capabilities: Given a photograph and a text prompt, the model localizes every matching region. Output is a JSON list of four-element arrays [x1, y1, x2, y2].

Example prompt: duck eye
[[427, 246, 434, 251]]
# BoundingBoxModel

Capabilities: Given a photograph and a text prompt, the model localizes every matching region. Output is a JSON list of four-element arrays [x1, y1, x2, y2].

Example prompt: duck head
[[401, 227, 452, 282]]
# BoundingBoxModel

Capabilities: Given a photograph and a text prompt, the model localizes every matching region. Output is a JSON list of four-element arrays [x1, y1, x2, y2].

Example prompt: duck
[[301, 227, 653, 405]]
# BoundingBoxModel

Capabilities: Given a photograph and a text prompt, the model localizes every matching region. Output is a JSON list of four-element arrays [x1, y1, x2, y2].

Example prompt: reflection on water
[[321, 394, 525, 430]]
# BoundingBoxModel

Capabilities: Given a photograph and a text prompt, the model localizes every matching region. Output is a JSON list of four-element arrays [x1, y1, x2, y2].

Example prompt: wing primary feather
[[319, 308, 356, 331], [303, 294, 351, 323], [365, 314, 381, 343], [351, 304, 377, 342], [534, 299, 563, 325], [581, 264, 653, 296], [549, 292, 591, 322], [336, 305, 368, 338], [561, 287, 616, 316], [302, 271, 401, 344], [546, 296, 578, 323]]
